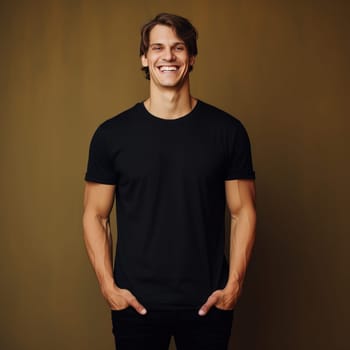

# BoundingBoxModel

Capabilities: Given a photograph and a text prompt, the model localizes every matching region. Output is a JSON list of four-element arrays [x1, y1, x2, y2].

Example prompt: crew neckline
[[139, 100, 201, 123]]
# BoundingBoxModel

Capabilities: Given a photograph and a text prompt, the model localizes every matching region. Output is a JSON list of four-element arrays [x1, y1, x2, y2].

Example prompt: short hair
[[139, 13, 198, 80]]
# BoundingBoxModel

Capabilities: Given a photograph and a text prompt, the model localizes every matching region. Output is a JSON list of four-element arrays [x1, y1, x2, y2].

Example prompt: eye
[[175, 45, 185, 51], [152, 46, 162, 51]]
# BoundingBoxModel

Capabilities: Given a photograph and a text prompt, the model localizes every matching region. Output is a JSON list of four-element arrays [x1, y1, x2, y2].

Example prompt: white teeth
[[160, 66, 177, 72]]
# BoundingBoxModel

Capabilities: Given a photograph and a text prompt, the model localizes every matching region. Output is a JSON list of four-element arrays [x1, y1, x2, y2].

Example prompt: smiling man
[[83, 13, 256, 350]]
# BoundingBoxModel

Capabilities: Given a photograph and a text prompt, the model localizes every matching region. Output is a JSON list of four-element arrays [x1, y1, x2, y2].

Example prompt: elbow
[[82, 210, 92, 237], [82, 209, 110, 235], [230, 205, 257, 229]]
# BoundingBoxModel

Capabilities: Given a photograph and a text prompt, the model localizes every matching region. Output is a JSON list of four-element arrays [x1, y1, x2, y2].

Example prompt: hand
[[101, 284, 147, 315], [198, 283, 240, 316]]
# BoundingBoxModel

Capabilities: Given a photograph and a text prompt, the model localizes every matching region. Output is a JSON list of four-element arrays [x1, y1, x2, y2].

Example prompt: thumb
[[198, 291, 221, 316], [127, 295, 147, 315]]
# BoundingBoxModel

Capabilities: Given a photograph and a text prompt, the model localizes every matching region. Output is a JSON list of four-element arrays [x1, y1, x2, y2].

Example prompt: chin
[[153, 75, 189, 89]]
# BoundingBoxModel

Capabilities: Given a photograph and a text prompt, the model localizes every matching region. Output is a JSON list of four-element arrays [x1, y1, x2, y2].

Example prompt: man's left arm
[[199, 179, 256, 315]]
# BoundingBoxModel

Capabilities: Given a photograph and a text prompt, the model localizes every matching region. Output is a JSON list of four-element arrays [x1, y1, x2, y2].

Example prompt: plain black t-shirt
[[85, 100, 255, 310]]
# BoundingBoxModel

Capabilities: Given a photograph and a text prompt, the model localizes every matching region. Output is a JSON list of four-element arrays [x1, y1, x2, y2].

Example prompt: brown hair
[[140, 13, 198, 79]]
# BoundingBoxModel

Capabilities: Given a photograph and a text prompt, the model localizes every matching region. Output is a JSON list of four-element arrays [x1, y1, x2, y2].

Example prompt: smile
[[158, 66, 179, 72]]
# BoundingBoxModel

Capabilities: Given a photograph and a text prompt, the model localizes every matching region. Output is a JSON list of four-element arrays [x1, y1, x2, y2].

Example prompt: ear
[[190, 55, 196, 67], [141, 54, 148, 68]]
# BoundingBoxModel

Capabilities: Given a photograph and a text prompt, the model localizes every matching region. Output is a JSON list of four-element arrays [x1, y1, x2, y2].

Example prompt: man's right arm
[[82, 181, 147, 315]]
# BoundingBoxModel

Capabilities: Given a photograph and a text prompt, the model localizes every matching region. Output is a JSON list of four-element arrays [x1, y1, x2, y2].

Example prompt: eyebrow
[[150, 42, 185, 47]]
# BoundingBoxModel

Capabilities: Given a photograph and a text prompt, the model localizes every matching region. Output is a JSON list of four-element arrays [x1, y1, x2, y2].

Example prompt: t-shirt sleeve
[[84, 125, 118, 185], [225, 121, 256, 180]]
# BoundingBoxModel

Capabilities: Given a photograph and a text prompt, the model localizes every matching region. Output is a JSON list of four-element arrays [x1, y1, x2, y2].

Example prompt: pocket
[[111, 306, 135, 328], [212, 305, 234, 313], [111, 306, 132, 312], [209, 306, 234, 337]]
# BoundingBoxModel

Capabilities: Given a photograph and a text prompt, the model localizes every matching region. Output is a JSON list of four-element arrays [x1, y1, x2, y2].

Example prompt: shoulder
[[91, 103, 142, 141], [88, 103, 142, 149], [197, 100, 244, 130]]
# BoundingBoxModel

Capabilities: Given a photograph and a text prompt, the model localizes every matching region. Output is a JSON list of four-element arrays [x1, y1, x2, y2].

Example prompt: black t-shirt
[[85, 100, 255, 310]]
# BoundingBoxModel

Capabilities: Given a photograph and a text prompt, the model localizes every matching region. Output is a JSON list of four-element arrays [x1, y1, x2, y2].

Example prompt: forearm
[[226, 205, 256, 290], [82, 212, 115, 293]]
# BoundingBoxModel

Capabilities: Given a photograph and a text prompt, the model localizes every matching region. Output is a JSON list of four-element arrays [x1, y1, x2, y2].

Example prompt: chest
[[113, 126, 226, 184]]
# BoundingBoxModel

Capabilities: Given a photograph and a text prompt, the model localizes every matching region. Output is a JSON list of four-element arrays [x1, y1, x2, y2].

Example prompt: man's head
[[140, 13, 198, 80]]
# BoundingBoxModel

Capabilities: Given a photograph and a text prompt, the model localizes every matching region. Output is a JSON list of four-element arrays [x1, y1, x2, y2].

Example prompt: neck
[[144, 80, 197, 119]]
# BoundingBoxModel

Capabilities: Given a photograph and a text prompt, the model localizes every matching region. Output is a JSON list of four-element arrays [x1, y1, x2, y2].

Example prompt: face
[[141, 25, 195, 89]]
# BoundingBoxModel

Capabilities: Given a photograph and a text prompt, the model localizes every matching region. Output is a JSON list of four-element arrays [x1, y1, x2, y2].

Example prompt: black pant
[[111, 307, 234, 350]]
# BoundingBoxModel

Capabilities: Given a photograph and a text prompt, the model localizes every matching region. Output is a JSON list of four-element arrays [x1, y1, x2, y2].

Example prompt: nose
[[162, 47, 175, 61]]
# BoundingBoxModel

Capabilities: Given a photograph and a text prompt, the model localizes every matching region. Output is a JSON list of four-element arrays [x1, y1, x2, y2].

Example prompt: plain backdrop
[[0, 0, 349, 349]]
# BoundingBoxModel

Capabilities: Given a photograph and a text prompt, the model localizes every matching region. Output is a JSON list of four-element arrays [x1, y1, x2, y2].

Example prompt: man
[[83, 13, 256, 350]]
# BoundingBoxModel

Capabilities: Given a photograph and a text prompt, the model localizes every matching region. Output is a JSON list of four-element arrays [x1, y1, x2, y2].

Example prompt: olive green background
[[1, 0, 349, 349]]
